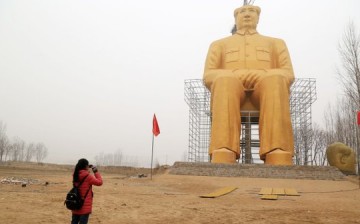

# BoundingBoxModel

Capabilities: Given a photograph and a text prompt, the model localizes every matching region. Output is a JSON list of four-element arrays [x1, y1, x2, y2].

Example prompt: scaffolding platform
[[184, 78, 316, 165]]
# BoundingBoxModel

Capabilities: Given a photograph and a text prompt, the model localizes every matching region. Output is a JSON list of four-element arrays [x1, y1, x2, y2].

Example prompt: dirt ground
[[0, 162, 360, 224]]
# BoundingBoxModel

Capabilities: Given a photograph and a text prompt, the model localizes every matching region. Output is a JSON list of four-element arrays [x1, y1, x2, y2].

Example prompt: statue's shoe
[[211, 148, 236, 164], [265, 149, 292, 165]]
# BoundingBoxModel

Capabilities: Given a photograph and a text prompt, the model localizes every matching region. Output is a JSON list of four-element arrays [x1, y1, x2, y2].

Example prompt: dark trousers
[[71, 214, 90, 224]]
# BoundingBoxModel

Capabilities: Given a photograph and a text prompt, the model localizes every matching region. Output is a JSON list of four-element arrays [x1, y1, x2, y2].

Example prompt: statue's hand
[[243, 71, 261, 89], [233, 69, 265, 90]]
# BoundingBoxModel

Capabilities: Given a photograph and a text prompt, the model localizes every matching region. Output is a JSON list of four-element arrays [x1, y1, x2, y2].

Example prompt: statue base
[[169, 162, 346, 180]]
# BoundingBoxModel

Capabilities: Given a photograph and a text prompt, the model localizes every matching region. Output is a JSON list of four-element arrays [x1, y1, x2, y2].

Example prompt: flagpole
[[151, 113, 160, 180], [151, 133, 154, 180], [356, 111, 360, 189]]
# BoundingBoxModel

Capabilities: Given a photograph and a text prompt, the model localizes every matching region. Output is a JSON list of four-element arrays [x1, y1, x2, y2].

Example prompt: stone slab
[[169, 162, 346, 180]]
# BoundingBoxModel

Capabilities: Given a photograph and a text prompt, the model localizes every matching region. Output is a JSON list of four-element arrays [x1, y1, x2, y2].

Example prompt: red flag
[[357, 111, 360, 125], [152, 114, 160, 136]]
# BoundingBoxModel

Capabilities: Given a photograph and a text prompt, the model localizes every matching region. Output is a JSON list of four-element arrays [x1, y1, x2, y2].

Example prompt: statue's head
[[326, 142, 356, 174], [234, 5, 261, 31]]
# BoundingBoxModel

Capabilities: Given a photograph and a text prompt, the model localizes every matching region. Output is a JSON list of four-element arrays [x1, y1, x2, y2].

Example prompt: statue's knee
[[265, 74, 287, 82], [256, 74, 288, 90], [212, 75, 241, 93]]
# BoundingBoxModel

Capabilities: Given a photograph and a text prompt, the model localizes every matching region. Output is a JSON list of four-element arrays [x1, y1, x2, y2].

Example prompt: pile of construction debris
[[0, 177, 40, 185]]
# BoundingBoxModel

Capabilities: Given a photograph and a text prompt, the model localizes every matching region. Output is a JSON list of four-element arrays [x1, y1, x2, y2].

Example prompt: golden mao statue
[[203, 5, 294, 165]]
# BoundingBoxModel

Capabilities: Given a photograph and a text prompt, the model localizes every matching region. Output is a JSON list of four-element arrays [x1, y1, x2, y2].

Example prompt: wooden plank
[[261, 194, 278, 200], [258, 188, 273, 195], [199, 187, 237, 198], [285, 188, 300, 196], [272, 188, 286, 195]]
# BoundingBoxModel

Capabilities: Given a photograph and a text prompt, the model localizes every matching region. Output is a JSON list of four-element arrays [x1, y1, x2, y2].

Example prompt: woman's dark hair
[[73, 158, 89, 182]]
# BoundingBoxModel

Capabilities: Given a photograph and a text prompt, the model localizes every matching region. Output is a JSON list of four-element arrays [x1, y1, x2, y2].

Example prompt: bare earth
[[1, 162, 360, 224]]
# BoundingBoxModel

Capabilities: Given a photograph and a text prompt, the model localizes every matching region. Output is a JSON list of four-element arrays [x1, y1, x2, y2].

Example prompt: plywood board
[[272, 188, 286, 195], [200, 187, 237, 198], [259, 188, 273, 195], [285, 188, 300, 196], [261, 194, 278, 200]]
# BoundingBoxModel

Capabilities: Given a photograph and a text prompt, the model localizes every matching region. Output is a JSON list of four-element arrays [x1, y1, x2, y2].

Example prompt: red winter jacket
[[72, 169, 103, 215]]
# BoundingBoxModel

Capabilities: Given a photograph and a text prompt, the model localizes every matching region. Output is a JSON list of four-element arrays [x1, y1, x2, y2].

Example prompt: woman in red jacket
[[71, 158, 103, 224]]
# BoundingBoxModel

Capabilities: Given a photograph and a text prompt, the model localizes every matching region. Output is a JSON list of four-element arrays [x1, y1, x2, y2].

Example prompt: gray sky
[[1, 0, 359, 166]]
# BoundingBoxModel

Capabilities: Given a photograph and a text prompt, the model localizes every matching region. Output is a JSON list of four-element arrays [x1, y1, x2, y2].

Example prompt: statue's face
[[235, 6, 259, 30]]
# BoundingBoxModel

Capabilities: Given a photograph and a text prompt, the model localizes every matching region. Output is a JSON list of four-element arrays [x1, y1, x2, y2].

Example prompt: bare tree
[[337, 23, 360, 166], [34, 143, 48, 163], [337, 22, 360, 109], [114, 149, 123, 166], [310, 123, 328, 166], [11, 137, 26, 161], [24, 142, 36, 162], [0, 122, 8, 162], [104, 153, 114, 166], [94, 150, 142, 167], [95, 152, 105, 166], [0, 121, 50, 163], [323, 100, 357, 143], [320, 22, 360, 172], [3, 144, 12, 162]]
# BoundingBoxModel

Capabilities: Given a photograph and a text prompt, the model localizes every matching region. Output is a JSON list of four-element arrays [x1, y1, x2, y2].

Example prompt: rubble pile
[[0, 177, 40, 185]]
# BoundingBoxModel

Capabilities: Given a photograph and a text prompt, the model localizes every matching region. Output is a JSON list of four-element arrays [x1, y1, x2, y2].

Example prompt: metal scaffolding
[[184, 80, 211, 162], [290, 78, 317, 165], [184, 78, 317, 165]]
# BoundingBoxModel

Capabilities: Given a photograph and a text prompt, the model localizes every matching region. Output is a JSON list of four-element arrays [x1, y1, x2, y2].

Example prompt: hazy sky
[[1, 0, 359, 166]]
